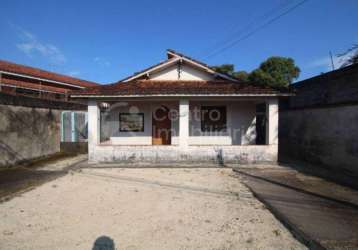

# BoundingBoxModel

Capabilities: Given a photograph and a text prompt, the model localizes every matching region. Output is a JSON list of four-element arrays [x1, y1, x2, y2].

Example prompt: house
[[70, 50, 290, 165], [0, 60, 98, 101]]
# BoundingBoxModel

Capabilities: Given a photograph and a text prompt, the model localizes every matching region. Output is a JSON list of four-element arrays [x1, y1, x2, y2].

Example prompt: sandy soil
[[0, 154, 87, 200], [0, 167, 306, 250]]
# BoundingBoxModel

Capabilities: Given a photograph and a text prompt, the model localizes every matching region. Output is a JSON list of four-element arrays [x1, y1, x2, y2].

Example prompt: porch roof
[[70, 80, 292, 98]]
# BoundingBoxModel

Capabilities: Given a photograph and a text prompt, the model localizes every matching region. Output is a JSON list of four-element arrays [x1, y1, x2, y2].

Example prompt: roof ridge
[[166, 49, 209, 67], [135, 79, 232, 82], [120, 50, 239, 82]]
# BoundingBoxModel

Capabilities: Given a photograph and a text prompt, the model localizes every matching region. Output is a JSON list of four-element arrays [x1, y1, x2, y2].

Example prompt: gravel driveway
[[0, 167, 306, 250]]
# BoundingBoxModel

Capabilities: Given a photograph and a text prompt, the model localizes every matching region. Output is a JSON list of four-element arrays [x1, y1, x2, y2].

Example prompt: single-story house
[[70, 50, 290, 165]]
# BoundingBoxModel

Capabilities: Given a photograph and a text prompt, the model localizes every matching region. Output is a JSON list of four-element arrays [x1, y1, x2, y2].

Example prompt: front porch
[[87, 98, 279, 164]]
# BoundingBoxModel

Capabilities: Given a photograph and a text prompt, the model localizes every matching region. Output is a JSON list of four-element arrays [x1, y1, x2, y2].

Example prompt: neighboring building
[[0, 60, 98, 101], [71, 50, 291, 165]]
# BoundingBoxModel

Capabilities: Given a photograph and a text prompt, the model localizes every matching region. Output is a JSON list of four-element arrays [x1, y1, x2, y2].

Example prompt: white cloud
[[67, 70, 81, 77], [307, 50, 357, 70], [15, 27, 66, 64], [94, 57, 111, 67], [307, 56, 340, 70]]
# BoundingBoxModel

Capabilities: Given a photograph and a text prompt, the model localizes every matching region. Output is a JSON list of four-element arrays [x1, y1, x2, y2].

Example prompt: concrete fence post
[[71, 112, 77, 142], [266, 98, 279, 145], [179, 99, 189, 148], [61, 111, 65, 142], [88, 101, 100, 158]]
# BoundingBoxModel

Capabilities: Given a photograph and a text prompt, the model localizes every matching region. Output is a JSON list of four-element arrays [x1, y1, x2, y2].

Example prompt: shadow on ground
[[279, 156, 358, 190], [0, 153, 85, 201], [92, 236, 115, 250], [234, 166, 358, 250]]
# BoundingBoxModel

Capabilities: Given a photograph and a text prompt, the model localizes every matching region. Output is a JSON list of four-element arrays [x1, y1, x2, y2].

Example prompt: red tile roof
[[1, 77, 70, 94], [70, 80, 291, 97], [0, 60, 99, 88]]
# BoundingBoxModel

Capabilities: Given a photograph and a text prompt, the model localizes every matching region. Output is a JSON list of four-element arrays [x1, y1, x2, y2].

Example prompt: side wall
[[0, 105, 62, 167], [0, 93, 86, 168], [280, 105, 358, 177], [280, 64, 358, 178]]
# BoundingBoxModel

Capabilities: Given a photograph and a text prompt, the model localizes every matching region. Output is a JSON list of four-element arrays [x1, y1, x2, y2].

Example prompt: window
[[119, 113, 144, 132], [201, 106, 227, 132]]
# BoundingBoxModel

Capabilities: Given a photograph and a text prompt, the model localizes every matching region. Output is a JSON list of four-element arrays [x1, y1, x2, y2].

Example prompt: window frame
[[200, 106, 227, 132], [119, 113, 145, 132]]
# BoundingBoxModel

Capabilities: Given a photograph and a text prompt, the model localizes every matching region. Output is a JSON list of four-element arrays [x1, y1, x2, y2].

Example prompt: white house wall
[[150, 63, 214, 81], [102, 100, 256, 146], [189, 101, 257, 145], [102, 102, 179, 145], [101, 102, 153, 145]]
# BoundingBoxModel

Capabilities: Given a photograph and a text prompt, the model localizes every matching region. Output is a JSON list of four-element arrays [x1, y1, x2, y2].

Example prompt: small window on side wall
[[119, 113, 144, 132], [201, 106, 227, 132]]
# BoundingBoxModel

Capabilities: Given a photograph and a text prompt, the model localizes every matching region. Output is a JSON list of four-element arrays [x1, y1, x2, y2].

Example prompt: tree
[[211, 64, 235, 76], [248, 69, 275, 86], [252, 57, 300, 87], [211, 56, 300, 87], [233, 71, 249, 82], [211, 64, 249, 81]]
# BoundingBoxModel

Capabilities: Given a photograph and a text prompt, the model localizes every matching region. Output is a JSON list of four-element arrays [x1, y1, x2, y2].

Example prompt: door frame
[[152, 105, 172, 145]]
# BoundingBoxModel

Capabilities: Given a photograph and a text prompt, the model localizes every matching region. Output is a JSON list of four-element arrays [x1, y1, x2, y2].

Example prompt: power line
[[204, 0, 309, 59], [197, 0, 293, 57]]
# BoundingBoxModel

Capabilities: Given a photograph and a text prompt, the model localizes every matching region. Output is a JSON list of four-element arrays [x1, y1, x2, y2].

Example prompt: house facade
[[71, 50, 290, 165]]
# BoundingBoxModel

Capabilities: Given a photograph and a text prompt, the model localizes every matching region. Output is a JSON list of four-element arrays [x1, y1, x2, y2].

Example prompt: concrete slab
[[233, 165, 358, 250]]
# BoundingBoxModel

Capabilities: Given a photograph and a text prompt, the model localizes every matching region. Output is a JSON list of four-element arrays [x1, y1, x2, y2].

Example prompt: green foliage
[[211, 64, 235, 75], [233, 71, 249, 81], [248, 69, 275, 86], [256, 57, 300, 87], [211, 64, 249, 81], [211, 56, 300, 88]]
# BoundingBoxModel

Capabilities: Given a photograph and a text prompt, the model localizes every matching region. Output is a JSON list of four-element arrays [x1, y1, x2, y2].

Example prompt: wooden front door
[[152, 106, 171, 145]]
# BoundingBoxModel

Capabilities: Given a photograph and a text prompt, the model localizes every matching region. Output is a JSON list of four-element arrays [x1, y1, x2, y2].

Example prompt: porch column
[[266, 98, 279, 145], [88, 100, 100, 153], [179, 99, 189, 148]]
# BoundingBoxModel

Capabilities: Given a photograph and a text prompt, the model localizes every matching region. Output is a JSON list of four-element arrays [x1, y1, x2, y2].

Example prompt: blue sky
[[0, 0, 357, 84]]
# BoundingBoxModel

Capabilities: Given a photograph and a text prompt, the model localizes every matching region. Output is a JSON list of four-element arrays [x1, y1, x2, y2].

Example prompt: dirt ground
[[0, 166, 306, 250], [0, 154, 87, 200]]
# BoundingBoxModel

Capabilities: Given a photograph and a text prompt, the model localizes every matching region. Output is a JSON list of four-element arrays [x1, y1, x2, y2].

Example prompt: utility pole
[[329, 51, 335, 70]]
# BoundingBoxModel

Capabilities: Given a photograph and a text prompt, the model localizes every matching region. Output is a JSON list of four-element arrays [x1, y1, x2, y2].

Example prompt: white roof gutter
[[71, 93, 293, 98], [0, 83, 65, 95], [123, 58, 180, 82], [0, 70, 86, 89]]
